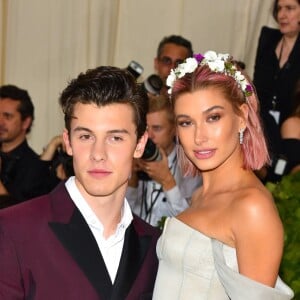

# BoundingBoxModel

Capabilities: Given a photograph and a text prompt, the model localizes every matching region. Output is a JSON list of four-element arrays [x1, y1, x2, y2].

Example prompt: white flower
[[166, 50, 253, 99], [166, 57, 198, 92], [204, 50, 218, 61], [234, 71, 244, 82], [207, 59, 225, 72], [183, 58, 198, 73], [166, 69, 176, 88]]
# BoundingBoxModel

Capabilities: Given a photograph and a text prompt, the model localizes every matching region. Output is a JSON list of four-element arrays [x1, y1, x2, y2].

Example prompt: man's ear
[[62, 129, 73, 156], [134, 132, 148, 158], [22, 117, 32, 132], [154, 57, 159, 72]]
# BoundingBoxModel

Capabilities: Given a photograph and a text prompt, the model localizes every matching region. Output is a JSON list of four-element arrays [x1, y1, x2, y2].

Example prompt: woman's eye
[[208, 114, 221, 122], [177, 120, 192, 127]]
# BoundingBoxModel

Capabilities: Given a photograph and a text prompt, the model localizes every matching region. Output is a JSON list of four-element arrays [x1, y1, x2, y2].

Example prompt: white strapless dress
[[152, 217, 294, 300]]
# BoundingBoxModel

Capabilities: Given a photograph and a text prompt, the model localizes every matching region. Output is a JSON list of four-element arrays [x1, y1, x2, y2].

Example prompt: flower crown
[[166, 50, 253, 98]]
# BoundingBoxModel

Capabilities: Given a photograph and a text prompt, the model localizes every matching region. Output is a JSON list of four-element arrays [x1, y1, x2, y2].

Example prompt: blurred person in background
[[280, 78, 300, 174], [154, 35, 193, 96], [0, 85, 52, 206]]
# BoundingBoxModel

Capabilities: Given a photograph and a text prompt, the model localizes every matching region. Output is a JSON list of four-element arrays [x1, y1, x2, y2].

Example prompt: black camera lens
[[143, 74, 163, 95], [141, 139, 161, 162], [137, 139, 161, 181], [126, 60, 144, 79]]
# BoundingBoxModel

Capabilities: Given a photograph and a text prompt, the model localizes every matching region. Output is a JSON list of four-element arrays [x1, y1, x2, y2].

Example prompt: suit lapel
[[48, 190, 113, 299], [111, 220, 152, 300]]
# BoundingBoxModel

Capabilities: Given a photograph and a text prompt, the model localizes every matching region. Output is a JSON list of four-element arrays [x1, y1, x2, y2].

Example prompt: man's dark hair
[[59, 66, 148, 140], [156, 35, 193, 58], [0, 84, 34, 133]]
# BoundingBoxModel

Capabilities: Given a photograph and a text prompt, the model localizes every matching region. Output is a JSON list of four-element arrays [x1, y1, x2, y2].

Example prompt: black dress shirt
[[0, 139, 53, 203], [253, 26, 300, 126]]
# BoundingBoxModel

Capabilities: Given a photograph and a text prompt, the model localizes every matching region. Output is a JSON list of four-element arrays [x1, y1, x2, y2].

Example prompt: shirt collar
[[65, 176, 133, 237]]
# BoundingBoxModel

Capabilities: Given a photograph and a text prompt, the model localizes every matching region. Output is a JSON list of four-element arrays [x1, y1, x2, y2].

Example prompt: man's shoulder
[[0, 183, 68, 224], [0, 193, 52, 229]]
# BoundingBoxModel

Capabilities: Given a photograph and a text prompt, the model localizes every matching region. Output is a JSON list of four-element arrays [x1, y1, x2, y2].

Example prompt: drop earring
[[239, 128, 245, 145]]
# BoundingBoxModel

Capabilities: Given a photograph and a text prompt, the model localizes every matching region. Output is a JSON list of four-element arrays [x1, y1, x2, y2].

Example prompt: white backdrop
[[0, 0, 277, 152]]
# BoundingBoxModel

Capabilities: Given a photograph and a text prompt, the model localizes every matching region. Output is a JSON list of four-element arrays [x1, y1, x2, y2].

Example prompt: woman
[[253, 0, 300, 127], [152, 51, 294, 299], [280, 79, 300, 174]]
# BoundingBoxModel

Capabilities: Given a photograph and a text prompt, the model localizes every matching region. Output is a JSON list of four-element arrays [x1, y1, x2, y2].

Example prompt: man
[[0, 67, 160, 299], [126, 96, 201, 227], [0, 85, 51, 205], [154, 35, 193, 95]]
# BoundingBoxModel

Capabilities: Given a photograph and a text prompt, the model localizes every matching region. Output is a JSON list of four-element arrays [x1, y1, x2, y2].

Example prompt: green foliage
[[157, 216, 167, 231], [266, 172, 300, 299]]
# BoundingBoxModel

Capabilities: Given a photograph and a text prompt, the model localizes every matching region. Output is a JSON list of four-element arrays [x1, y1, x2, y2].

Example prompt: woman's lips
[[193, 149, 216, 159]]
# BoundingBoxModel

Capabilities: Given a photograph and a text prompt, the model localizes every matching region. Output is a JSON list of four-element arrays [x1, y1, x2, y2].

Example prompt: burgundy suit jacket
[[0, 182, 161, 300]]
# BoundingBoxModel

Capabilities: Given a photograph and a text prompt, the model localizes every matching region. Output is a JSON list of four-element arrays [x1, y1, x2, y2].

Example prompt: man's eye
[[109, 135, 124, 143], [153, 127, 162, 132], [79, 134, 92, 140]]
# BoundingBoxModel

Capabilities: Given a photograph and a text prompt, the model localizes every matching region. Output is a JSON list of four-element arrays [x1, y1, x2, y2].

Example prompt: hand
[[0, 179, 8, 196], [139, 147, 176, 191], [128, 158, 142, 188], [40, 135, 64, 161]]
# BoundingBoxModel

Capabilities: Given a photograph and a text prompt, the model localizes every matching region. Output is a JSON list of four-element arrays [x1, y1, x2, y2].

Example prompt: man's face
[[63, 102, 147, 201], [154, 43, 190, 84], [0, 98, 30, 148], [146, 109, 176, 155]]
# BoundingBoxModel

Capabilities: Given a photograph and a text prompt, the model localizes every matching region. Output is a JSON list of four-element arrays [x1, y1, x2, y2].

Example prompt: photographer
[[126, 95, 201, 227], [40, 135, 74, 188]]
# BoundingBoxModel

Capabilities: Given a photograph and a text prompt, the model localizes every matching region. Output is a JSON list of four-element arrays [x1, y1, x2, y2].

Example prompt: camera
[[142, 74, 163, 95], [141, 139, 161, 162], [126, 60, 163, 95], [137, 139, 161, 180], [126, 60, 144, 79]]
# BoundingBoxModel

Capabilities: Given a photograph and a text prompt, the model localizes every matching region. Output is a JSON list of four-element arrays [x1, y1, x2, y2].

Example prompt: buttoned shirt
[[65, 176, 133, 283]]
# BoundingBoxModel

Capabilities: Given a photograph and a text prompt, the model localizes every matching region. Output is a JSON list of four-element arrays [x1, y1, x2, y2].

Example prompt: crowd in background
[[0, 0, 299, 298]]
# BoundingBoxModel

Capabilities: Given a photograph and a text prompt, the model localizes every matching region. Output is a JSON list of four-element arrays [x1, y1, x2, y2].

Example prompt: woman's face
[[174, 88, 246, 172], [277, 0, 300, 36]]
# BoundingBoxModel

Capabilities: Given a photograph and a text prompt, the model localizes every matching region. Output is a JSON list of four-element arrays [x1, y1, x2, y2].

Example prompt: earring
[[239, 128, 245, 145]]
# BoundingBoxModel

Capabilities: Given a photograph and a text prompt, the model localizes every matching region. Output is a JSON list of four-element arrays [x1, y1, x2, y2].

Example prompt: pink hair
[[172, 65, 270, 176]]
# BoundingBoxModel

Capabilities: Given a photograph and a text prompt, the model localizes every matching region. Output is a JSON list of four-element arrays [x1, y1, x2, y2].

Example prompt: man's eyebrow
[[73, 126, 92, 133], [73, 127, 130, 134], [107, 129, 130, 134]]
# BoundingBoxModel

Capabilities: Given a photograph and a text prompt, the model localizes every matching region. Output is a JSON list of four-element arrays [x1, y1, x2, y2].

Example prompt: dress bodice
[[152, 217, 237, 300], [153, 217, 294, 300]]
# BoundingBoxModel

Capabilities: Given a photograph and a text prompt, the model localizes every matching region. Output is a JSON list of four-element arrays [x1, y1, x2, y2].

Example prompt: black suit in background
[[253, 26, 300, 126], [0, 139, 53, 204]]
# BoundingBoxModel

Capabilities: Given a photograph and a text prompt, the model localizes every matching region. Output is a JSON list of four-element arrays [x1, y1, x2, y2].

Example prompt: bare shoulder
[[230, 183, 284, 285], [281, 116, 300, 138], [231, 184, 282, 231]]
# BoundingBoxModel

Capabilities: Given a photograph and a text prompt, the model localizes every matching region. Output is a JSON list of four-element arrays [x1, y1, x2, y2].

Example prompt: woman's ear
[[239, 103, 249, 129], [134, 132, 148, 158]]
